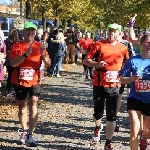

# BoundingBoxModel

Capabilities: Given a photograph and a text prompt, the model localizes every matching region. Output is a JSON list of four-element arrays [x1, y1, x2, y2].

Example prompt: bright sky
[[5, 0, 11, 4], [0, 0, 11, 5]]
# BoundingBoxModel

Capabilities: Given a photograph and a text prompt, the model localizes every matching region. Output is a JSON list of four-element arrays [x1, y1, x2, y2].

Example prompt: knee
[[106, 121, 116, 127], [18, 107, 27, 115]]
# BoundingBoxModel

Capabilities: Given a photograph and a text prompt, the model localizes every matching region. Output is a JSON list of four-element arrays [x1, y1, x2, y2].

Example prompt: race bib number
[[19, 69, 35, 80], [105, 71, 119, 82], [135, 80, 150, 92]]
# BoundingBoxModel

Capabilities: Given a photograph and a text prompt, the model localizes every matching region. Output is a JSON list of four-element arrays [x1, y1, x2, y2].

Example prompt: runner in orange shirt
[[77, 32, 94, 80], [83, 23, 129, 150], [9, 22, 51, 147]]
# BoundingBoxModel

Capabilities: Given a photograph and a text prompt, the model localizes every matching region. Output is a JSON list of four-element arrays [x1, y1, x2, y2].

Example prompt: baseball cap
[[24, 22, 37, 30], [118, 25, 122, 32], [108, 23, 120, 30]]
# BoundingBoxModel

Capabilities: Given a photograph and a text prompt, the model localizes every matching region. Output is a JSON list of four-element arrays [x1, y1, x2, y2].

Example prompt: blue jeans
[[49, 55, 63, 75], [82, 54, 93, 79], [40, 69, 44, 79], [75, 47, 80, 63], [47, 54, 54, 75]]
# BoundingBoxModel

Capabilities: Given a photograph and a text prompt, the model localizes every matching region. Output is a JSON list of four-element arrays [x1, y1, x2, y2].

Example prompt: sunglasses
[[25, 28, 35, 31], [108, 29, 117, 32]]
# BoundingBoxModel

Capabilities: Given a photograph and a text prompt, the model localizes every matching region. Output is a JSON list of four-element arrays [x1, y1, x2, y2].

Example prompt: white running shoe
[[93, 124, 103, 142], [56, 74, 62, 78], [19, 131, 27, 144]]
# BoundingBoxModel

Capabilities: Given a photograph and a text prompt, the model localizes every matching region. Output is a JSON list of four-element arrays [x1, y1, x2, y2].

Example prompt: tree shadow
[[40, 83, 93, 109]]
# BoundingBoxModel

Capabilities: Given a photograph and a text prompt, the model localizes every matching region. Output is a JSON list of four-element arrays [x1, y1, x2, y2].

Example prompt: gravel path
[[0, 64, 133, 150]]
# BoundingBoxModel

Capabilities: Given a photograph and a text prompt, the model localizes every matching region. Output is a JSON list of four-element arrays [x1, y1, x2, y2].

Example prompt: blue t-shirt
[[121, 55, 150, 103]]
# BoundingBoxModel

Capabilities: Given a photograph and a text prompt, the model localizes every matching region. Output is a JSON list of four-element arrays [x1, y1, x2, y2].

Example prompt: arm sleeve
[[86, 42, 100, 59], [77, 38, 84, 46], [123, 46, 130, 63], [121, 58, 132, 77], [9, 42, 21, 60]]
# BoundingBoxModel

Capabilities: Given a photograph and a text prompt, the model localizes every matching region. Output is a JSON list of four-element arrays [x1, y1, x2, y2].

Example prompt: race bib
[[105, 71, 119, 82], [19, 69, 35, 80], [135, 80, 150, 92]]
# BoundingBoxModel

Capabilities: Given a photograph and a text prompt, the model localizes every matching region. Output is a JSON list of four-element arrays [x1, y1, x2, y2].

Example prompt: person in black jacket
[[4, 27, 19, 97]]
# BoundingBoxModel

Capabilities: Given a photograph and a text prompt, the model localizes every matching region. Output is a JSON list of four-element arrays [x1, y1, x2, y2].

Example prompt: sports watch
[[22, 53, 28, 58]]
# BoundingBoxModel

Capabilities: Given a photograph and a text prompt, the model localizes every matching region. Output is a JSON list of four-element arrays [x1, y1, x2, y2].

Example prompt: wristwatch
[[22, 53, 28, 58]]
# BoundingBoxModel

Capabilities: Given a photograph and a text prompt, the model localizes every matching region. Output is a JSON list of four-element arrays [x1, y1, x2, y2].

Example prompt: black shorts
[[93, 86, 119, 121], [14, 84, 41, 100], [127, 97, 150, 116]]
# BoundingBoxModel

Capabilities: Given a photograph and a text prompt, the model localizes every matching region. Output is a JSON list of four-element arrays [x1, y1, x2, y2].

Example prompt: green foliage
[[18, 0, 150, 30]]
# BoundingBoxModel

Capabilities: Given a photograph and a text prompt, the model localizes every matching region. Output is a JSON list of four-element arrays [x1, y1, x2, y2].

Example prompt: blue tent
[[38, 20, 53, 26], [8, 18, 13, 25], [29, 19, 38, 26]]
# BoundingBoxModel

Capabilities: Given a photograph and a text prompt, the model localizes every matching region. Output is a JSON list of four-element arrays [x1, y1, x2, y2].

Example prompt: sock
[[106, 121, 116, 139], [105, 139, 111, 146], [23, 129, 28, 133]]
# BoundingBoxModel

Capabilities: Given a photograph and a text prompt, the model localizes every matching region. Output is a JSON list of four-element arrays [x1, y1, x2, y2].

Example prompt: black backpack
[[65, 32, 74, 44], [4, 39, 14, 66], [121, 41, 135, 57], [50, 42, 60, 55]]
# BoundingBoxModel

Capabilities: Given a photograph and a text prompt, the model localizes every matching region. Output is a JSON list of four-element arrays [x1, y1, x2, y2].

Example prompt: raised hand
[[129, 14, 137, 27], [40, 41, 46, 56], [25, 41, 34, 56], [130, 14, 137, 22]]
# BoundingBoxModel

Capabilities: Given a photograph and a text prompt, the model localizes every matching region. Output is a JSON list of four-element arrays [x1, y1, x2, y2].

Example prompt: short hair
[[43, 31, 49, 34], [140, 33, 150, 45], [57, 32, 65, 42], [8, 27, 19, 43]]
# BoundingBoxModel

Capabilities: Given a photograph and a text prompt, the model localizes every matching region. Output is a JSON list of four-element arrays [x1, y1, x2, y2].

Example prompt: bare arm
[[120, 75, 142, 85], [129, 14, 137, 41], [42, 54, 51, 67], [129, 26, 136, 40], [10, 55, 26, 67], [10, 51, 51, 68], [40, 43, 51, 67], [83, 58, 107, 68], [120, 76, 133, 85], [83, 58, 98, 67], [10, 42, 34, 67]]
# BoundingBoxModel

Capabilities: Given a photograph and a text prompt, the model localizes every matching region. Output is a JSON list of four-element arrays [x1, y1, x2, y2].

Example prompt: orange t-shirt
[[86, 40, 129, 87], [9, 41, 49, 87]]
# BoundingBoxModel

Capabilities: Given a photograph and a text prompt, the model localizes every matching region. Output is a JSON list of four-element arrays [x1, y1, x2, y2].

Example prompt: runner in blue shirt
[[121, 33, 150, 150]]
